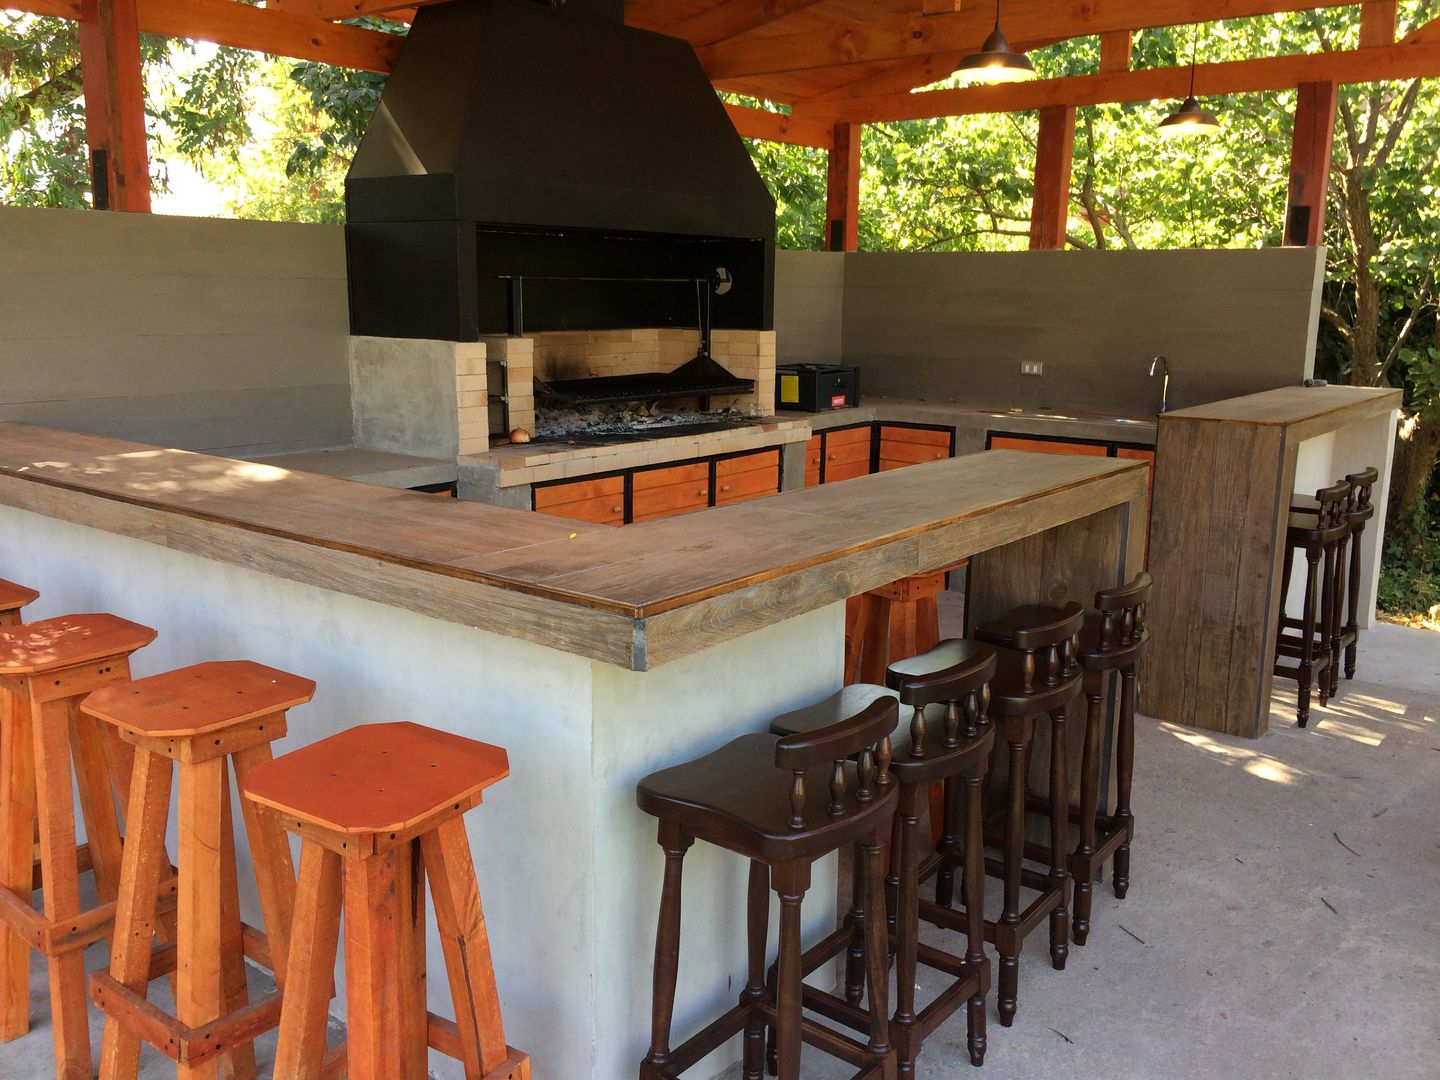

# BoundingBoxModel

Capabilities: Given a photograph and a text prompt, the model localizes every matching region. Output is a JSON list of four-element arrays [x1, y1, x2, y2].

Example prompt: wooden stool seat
[[637, 698, 899, 1080], [244, 721, 509, 836], [0, 579, 38, 624], [978, 605, 1152, 671], [0, 612, 157, 1079], [84, 660, 315, 1080], [249, 723, 529, 1080], [84, 660, 315, 737], [0, 613, 157, 674]]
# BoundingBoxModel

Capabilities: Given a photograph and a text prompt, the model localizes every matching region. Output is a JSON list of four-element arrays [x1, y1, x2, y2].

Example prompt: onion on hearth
[[509, 428, 532, 444]]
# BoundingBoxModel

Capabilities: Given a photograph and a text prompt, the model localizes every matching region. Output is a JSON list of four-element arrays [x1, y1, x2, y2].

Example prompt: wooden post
[[825, 122, 861, 252], [1099, 30, 1131, 74], [1360, 0, 1398, 48], [1028, 104, 1076, 251], [1284, 81, 1338, 247], [78, 0, 151, 212]]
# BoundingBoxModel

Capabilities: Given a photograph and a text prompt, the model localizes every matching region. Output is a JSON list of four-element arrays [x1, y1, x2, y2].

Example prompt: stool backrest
[[887, 641, 996, 758], [1345, 467, 1379, 518], [774, 696, 897, 829], [1093, 572, 1152, 653], [1311, 479, 1351, 531], [1009, 601, 1085, 694]]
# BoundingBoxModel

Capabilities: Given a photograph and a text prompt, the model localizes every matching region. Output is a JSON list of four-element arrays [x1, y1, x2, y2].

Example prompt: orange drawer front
[[803, 435, 823, 487], [990, 436, 1108, 457], [632, 462, 711, 522], [534, 475, 625, 526], [716, 452, 781, 505]]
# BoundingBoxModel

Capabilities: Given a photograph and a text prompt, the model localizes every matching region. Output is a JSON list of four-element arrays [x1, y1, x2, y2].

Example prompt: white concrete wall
[[0, 208, 351, 456], [0, 501, 845, 1078]]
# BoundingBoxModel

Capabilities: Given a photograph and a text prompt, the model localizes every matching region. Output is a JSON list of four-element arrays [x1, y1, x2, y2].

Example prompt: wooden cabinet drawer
[[716, 450, 781, 505], [533, 475, 625, 526], [822, 426, 873, 475], [632, 462, 711, 522], [990, 435, 1108, 457], [877, 425, 952, 471], [803, 435, 822, 487]]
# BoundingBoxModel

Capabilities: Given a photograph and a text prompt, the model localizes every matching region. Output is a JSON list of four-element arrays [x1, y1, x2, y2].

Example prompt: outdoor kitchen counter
[[0, 421, 1147, 1079], [0, 422, 1148, 672]]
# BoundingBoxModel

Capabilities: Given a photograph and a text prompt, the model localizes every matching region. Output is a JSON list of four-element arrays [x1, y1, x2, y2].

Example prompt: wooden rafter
[[2, 0, 401, 72], [799, 37, 1440, 125], [1358, 0, 1398, 48], [695, 0, 1358, 83], [724, 102, 833, 147], [662, 0, 827, 49], [1403, 15, 1440, 46], [1100, 30, 1132, 74], [268, 0, 418, 23]]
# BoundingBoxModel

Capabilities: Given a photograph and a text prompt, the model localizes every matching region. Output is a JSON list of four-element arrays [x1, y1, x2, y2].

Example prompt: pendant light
[[1159, 31, 1220, 137], [954, 0, 1037, 85]]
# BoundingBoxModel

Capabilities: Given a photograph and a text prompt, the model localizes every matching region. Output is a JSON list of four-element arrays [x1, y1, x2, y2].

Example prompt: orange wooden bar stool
[[0, 579, 39, 628], [82, 661, 315, 1080], [0, 613, 158, 1079], [244, 722, 530, 1080], [845, 563, 966, 686]]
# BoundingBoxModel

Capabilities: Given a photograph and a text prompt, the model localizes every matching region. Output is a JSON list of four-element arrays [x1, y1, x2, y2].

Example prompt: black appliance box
[[775, 364, 861, 411]]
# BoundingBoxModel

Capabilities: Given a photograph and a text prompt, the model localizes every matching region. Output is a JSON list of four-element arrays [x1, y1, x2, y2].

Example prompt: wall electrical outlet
[[1020, 360, 1045, 376]]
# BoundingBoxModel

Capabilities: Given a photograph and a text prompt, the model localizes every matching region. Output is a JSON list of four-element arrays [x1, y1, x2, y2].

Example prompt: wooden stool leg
[[962, 759, 987, 1068], [772, 860, 811, 1080], [859, 596, 891, 687], [914, 594, 940, 655], [1072, 676, 1105, 947], [70, 706, 126, 905], [218, 766, 257, 1080], [99, 748, 174, 1080], [741, 859, 768, 1080], [1329, 535, 1348, 699], [1113, 669, 1137, 900], [425, 814, 517, 1078], [860, 829, 890, 1070], [231, 744, 298, 991], [1345, 525, 1363, 678], [996, 721, 1026, 1028], [177, 756, 226, 1080], [273, 840, 342, 1080], [1297, 544, 1320, 726], [400, 840, 428, 1080], [641, 823, 692, 1078], [841, 842, 865, 1006], [32, 697, 92, 1079], [933, 777, 960, 907], [892, 785, 921, 1074], [843, 597, 866, 686], [0, 688, 35, 1042], [340, 845, 407, 1080], [1318, 541, 1337, 707], [1047, 706, 1070, 972]]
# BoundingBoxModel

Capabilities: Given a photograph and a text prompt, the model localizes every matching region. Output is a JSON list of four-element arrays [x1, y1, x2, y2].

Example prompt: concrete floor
[[1, 625, 1436, 1079]]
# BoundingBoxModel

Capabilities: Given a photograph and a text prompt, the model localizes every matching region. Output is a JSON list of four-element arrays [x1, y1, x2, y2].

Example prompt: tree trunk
[[1389, 414, 1440, 527], [1339, 166, 1384, 387]]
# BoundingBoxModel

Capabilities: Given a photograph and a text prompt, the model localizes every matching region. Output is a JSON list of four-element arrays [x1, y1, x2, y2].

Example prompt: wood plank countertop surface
[[0, 423, 1149, 669], [1160, 385, 1401, 443]]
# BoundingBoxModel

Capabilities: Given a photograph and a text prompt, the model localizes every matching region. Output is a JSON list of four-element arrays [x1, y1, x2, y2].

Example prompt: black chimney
[[345, 0, 777, 342]]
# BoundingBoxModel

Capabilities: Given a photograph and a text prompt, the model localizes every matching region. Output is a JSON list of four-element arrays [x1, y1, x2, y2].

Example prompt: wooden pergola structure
[[7, 0, 1440, 248]]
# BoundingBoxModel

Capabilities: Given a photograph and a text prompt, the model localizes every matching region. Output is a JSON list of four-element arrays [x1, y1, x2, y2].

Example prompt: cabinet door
[[533, 475, 625, 526], [822, 425, 873, 483], [803, 435, 823, 488], [716, 449, 782, 506], [877, 425, 952, 471], [989, 435, 1108, 456], [632, 461, 711, 522]]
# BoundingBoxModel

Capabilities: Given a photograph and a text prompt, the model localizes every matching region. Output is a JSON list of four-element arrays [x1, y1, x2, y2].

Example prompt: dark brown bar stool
[[0, 613, 158, 1079], [0, 579, 39, 628], [1292, 467, 1378, 694], [770, 642, 995, 1075], [636, 697, 899, 1080], [960, 602, 1084, 1027], [245, 722, 530, 1080], [1275, 480, 1350, 726], [82, 661, 315, 1080]]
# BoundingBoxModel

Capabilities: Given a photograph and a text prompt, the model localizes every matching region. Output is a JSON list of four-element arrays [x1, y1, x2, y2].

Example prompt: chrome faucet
[[1149, 355, 1171, 414]]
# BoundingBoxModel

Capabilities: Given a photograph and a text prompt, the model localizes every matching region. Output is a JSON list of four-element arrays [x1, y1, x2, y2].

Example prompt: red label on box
[[830, 394, 848, 408]]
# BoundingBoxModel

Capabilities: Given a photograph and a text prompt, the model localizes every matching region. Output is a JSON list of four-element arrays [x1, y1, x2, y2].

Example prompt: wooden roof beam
[[725, 102, 833, 148], [697, 0, 1358, 81], [798, 38, 1440, 125], [1, 0, 402, 72], [268, 0, 426, 23], [664, 0, 827, 48], [1359, 1, 1397, 48]]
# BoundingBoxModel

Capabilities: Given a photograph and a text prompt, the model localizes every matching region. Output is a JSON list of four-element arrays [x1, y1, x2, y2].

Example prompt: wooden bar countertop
[[1159, 385, 1401, 443], [0, 424, 1148, 671]]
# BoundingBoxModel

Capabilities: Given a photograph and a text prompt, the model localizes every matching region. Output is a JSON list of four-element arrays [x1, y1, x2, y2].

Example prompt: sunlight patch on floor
[[1160, 723, 1305, 784]]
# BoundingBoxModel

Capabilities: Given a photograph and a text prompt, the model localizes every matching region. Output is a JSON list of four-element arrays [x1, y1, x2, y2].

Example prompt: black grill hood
[[345, 0, 777, 342]]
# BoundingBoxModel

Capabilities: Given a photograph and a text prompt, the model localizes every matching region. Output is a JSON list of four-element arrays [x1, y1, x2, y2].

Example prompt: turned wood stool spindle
[[244, 722, 531, 1080], [636, 697, 899, 1080], [0, 579, 39, 628], [770, 641, 996, 1075], [963, 602, 1085, 1027], [1275, 481, 1350, 727], [82, 661, 316, 1080], [0, 614, 158, 1080]]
